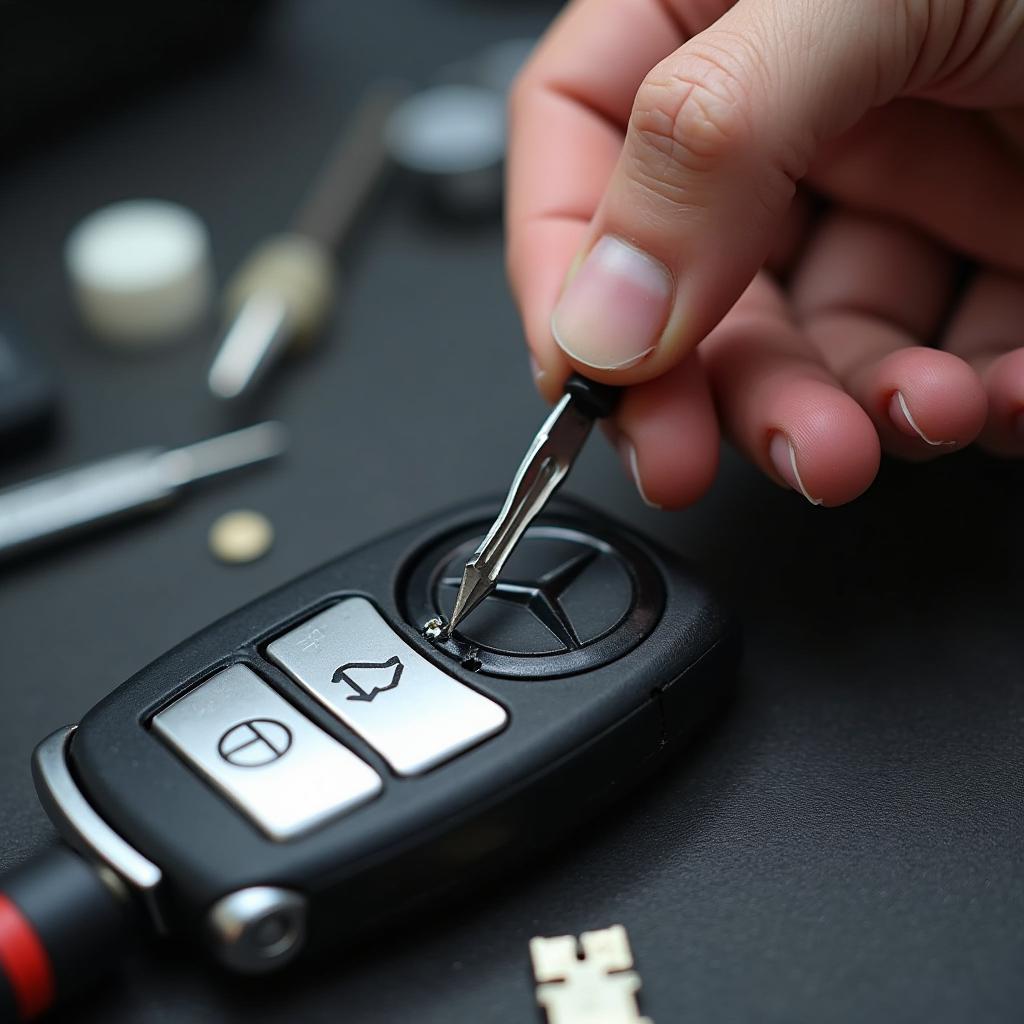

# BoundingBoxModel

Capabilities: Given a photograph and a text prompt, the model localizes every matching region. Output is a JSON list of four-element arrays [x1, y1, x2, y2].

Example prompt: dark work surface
[[0, 1, 1022, 1021]]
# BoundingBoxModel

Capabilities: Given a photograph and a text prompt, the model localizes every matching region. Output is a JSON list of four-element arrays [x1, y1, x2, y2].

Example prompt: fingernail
[[888, 391, 953, 446], [768, 432, 822, 506], [551, 236, 672, 370], [617, 436, 662, 509]]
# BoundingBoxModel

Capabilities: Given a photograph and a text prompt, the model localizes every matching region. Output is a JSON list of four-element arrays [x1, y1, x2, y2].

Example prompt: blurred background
[[1, 2, 1023, 1022]]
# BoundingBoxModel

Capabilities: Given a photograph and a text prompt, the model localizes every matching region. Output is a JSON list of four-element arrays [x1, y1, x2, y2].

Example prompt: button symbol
[[332, 656, 404, 702], [218, 719, 293, 767], [295, 626, 325, 652]]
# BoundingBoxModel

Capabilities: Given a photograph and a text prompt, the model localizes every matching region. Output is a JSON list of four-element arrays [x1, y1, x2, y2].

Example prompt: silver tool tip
[[207, 293, 292, 401], [445, 562, 494, 639]]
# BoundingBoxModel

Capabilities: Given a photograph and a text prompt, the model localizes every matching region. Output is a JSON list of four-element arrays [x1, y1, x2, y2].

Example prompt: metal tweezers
[[442, 374, 620, 639]]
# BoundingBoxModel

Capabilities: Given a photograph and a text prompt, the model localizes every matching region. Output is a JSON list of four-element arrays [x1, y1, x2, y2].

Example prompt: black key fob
[[33, 498, 738, 973]]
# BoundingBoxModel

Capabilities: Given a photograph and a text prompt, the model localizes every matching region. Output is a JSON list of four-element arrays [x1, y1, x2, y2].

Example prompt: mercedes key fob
[[30, 498, 738, 976]]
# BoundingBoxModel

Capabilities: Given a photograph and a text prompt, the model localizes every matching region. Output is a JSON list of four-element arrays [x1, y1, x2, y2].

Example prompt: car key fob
[[30, 497, 738, 976]]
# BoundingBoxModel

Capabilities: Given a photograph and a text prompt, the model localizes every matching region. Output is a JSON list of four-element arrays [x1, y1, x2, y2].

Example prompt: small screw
[[423, 617, 446, 641]]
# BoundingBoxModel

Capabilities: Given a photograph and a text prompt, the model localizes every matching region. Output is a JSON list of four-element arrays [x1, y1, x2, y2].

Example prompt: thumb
[[549, 0, 927, 382]]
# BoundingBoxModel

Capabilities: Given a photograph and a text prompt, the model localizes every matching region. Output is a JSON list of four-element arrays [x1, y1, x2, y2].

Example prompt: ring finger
[[701, 271, 880, 507], [941, 270, 1024, 456], [790, 210, 987, 460]]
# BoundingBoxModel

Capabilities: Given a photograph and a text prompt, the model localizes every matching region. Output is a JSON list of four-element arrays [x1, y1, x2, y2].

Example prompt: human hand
[[507, 0, 1024, 506]]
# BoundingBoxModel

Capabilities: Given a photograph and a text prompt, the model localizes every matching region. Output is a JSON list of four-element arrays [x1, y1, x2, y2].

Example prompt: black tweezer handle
[[563, 373, 622, 420]]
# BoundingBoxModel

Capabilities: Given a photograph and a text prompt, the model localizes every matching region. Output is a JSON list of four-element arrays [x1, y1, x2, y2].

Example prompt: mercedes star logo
[[441, 548, 599, 651]]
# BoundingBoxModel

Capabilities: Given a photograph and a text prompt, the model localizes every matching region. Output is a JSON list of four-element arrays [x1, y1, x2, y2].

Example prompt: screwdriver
[[442, 374, 621, 639], [0, 422, 286, 562], [207, 84, 407, 401]]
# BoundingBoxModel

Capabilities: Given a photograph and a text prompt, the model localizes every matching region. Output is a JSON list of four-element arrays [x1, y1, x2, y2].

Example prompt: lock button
[[266, 598, 507, 775]]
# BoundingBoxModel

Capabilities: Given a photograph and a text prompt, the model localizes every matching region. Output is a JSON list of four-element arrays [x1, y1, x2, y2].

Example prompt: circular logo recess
[[218, 719, 293, 767], [403, 522, 664, 680]]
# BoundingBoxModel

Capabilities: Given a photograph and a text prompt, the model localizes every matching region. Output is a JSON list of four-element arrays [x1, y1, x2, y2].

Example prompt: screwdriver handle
[[563, 373, 622, 419]]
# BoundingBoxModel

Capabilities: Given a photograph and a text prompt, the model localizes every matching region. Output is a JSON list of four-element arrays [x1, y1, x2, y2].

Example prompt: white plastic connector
[[530, 924, 653, 1024]]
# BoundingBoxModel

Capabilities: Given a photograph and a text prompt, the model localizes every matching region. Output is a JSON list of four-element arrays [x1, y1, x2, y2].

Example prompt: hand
[[506, 0, 1024, 506]]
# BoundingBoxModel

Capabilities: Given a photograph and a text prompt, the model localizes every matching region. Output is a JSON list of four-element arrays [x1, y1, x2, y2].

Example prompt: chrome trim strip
[[32, 725, 166, 931]]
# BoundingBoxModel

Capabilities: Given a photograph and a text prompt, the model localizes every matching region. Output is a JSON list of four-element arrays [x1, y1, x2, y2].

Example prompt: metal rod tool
[[0, 422, 286, 562], [443, 374, 621, 638]]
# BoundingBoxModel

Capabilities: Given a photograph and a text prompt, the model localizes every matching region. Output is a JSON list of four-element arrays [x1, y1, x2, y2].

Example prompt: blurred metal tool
[[207, 84, 407, 400], [0, 422, 286, 562], [442, 375, 621, 639]]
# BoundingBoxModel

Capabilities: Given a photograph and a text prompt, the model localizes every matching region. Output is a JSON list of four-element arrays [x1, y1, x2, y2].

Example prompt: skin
[[506, 0, 1024, 507]]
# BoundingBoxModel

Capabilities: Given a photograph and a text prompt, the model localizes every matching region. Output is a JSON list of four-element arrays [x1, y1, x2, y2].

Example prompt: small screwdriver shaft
[[156, 421, 288, 487], [0, 423, 287, 563], [207, 84, 406, 402]]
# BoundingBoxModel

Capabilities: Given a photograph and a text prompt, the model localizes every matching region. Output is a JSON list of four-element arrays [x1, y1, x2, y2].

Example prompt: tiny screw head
[[423, 617, 446, 641]]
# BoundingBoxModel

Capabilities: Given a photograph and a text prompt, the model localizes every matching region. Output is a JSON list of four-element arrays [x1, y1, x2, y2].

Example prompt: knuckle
[[631, 44, 756, 183]]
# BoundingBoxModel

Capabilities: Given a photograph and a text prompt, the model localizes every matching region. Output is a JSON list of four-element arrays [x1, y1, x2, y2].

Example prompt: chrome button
[[267, 598, 507, 775], [153, 664, 382, 841]]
